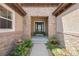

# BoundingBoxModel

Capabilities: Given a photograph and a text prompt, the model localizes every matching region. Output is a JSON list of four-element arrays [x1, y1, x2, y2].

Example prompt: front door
[[35, 22, 44, 33]]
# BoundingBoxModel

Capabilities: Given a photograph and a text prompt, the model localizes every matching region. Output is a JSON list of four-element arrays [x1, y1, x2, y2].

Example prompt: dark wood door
[[35, 22, 44, 33]]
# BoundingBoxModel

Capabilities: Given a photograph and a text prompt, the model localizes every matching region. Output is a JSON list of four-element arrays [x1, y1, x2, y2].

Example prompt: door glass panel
[[38, 24, 41, 32], [35, 22, 44, 33]]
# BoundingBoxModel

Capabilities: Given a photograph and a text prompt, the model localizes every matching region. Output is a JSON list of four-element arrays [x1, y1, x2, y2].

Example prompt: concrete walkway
[[32, 36, 48, 43], [30, 36, 49, 56]]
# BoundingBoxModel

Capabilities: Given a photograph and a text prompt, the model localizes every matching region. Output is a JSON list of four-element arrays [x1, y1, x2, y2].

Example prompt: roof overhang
[[6, 3, 26, 16], [52, 3, 74, 17]]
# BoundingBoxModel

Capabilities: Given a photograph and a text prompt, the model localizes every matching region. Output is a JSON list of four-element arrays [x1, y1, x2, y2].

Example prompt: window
[[0, 5, 12, 29], [0, 4, 15, 32]]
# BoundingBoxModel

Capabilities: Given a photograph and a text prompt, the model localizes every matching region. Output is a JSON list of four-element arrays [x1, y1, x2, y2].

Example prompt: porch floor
[[30, 36, 49, 56]]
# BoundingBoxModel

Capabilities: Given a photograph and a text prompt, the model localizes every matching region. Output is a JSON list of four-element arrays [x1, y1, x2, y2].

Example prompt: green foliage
[[52, 48, 63, 56], [46, 42, 58, 50], [46, 35, 58, 50], [46, 35, 70, 56], [12, 44, 28, 56], [23, 39, 33, 48], [33, 32, 46, 36], [52, 48, 70, 56], [11, 39, 32, 56], [49, 35, 58, 45]]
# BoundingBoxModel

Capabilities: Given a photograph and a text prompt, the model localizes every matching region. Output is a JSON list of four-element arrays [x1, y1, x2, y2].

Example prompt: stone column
[[23, 15, 31, 39], [48, 15, 56, 38]]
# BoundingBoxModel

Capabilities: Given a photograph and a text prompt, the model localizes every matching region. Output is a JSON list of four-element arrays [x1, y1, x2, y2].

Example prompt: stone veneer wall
[[56, 3, 79, 55], [57, 32, 79, 55], [0, 9, 24, 55], [0, 32, 23, 55]]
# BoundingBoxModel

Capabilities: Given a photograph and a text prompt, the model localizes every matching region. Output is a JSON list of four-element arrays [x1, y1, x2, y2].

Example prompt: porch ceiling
[[21, 3, 59, 7]]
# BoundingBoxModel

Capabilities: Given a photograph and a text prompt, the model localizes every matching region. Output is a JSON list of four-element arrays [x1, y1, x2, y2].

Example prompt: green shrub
[[11, 39, 32, 56], [46, 35, 70, 56], [46, 43, 53, 50], [46, 42, 58, 50], [49, 35, 58, 45], [23, 40, 33, 48], [11, 44, 28, 56]]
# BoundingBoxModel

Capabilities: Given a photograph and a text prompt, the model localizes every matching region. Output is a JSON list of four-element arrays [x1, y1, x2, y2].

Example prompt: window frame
[[0, 4, 15, 33]]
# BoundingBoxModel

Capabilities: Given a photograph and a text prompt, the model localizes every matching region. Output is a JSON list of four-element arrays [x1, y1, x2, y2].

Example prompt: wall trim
[[57, 32, 79, 37]]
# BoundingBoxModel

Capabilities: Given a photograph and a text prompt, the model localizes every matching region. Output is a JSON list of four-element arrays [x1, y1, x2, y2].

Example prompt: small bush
[[49, 35, 58, 45], [23, 40, 33, 48], [46, 35, 70, 56], [12, 44, 29, 56], [11, 39, 32, 56], [46, 42, 58, 50]]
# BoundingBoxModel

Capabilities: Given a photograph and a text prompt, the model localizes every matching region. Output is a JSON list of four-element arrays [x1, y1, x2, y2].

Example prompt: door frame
[[34, 21, 45, 32]]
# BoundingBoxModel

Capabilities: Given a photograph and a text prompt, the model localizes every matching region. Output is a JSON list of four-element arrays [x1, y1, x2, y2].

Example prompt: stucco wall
[[0, 4, 24, 55], [23, 7, 57, 38], [15, 12, 24, 32], [56, 3, 79, 55]]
